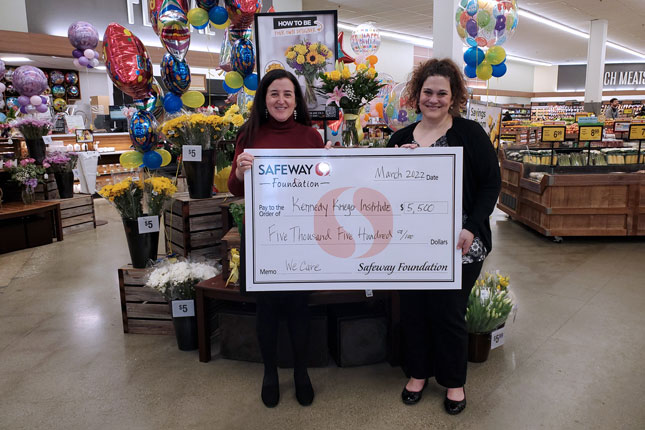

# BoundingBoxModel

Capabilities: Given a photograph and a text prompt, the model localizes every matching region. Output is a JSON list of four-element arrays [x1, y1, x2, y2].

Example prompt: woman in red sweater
[[228, 69, 324, 408]]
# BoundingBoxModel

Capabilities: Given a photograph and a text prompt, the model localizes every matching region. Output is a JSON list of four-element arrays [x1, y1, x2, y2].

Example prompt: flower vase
[[25, 138, 46, 164], [343, 109, 361, 147], [183, 148, 215, 199], [122, 216, 160, 268], [303, 74, 318, 108], [171, 302, 199, 351], [467, 332, 492, 363], [21, 186, 36, 205], [54, 171, 74, 198]]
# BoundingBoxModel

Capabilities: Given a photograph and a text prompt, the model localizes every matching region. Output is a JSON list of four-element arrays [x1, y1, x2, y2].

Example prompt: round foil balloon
[[384, 83, 422, 132], [52, 85, 66, 98], [67, 85, 80, 98], [455, 0, 518, 48], [161, 53, 191, 95], [13, 66, 48, 97], [232, 39, 255, 77], [4, 68, 14, 82], [65, 72, 79, 85], [53, 98, 68, 112], [6, 97, 18, 109], [103, 23, 154, 100], [228, 27, 252, 42], [68, 21, 100, 50], [0, 60, 5, 80], [197, 0, 217, 9], [225, 0, 262, 29], [145, 79, 165, 118], [350, 22, 381, 56], [159, 0, 191, 61], [49, 70, 64, 85], [129, 110, 158, 153], [218, 28, 233, 72]]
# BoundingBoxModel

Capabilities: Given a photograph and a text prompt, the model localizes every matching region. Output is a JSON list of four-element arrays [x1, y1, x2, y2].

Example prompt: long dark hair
[[237, 69, 311, 147]]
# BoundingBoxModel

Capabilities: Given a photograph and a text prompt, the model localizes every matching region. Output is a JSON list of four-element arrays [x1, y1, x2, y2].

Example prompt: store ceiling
[[304, 0, 645, 65]]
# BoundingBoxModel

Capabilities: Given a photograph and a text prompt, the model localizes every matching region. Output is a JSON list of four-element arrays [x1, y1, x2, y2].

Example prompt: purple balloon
[[18, 95, 30, 106], [0, 59, 5, 80], [40, 95, 48, 104], [13, 66, 48, 97], [68, 21, 99, 50], [36, 104, 49, 113], [466, 19, 478, 37], [72, 49, 84, 58], [93, 50, 100, 60], [19, 105, 28, 114], [78, 56, 90, 67]]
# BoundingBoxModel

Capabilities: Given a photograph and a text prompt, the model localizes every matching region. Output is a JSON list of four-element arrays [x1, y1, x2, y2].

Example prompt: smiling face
[[418, 75, 453, 122], [265, 77, 296, 122]]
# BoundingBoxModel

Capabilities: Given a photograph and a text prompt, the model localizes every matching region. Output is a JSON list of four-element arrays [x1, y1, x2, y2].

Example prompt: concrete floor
[[1, 200, 644, 430]]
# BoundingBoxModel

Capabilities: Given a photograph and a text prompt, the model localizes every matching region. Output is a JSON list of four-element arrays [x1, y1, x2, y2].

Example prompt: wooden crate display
[[118, 265, 174, 335], [57, 194, 96, 235], [35, 177, 58, 200], [164, 192, 232, 259]]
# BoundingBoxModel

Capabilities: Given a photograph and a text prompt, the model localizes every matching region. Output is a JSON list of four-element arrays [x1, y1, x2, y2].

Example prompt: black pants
[[256, 292, 310, 372], [400, 262, 483, 388]]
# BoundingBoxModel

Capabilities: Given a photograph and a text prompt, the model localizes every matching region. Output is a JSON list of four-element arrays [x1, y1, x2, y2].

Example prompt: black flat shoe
[[294, 370, 314, 406], [261, 373, 280, 408], [444, 389, 466, 415], [401, 379, 428, 405]]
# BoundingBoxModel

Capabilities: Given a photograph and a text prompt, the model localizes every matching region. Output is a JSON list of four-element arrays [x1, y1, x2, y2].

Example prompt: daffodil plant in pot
[[466, 271, 513, 363]]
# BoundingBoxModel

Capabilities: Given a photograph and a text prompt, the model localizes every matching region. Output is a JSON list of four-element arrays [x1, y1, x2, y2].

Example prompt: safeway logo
[[315, 162, 331, 176]]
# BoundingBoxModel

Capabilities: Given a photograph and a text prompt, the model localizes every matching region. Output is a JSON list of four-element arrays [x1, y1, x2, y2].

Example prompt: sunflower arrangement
[[285, 40, 333, 105], [144, 176, 177, 216], [98, 177, 144, 220], [317, 60, 383, 111]]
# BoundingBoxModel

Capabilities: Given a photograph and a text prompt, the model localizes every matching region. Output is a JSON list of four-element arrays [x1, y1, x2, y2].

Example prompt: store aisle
[[0, 201, 644, 430]]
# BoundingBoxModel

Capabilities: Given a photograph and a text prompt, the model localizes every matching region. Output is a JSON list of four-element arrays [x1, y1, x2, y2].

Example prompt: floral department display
[[5, 158, 46, 205], [43, 151, 78, 198], [285, 40, 334, 107]]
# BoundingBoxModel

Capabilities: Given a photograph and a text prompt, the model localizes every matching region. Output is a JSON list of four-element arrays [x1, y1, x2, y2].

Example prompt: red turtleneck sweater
[[227, 116, 324, 196]]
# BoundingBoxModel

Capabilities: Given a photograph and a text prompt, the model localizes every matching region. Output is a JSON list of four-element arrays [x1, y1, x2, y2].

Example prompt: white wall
[[487, 61, 535, 92], [341, 31, 413, 84], [533, 66, 559, 92], [0, 0, 28, 31]]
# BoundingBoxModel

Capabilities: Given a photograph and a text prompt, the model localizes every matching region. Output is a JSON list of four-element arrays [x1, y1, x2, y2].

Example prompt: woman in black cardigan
[[387, 58, 501, 415]]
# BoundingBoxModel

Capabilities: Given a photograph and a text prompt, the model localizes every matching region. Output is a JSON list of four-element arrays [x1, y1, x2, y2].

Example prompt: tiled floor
[[1, 201, 644, 429]]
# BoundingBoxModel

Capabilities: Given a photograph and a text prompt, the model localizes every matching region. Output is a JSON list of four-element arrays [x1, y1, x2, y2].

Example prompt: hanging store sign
[[557, 63, 645, 91]]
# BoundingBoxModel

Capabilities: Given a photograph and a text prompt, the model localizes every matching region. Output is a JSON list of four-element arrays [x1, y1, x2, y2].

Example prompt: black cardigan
[[387, 117, 501, 253]]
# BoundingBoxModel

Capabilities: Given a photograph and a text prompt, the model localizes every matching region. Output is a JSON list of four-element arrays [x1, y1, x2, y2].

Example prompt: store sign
[[578, 125, 603, 142], [629, 124, 645, 140], [558, 64, 645, 90], [466, 102, 502, 149], [542, 126, 565, 142]]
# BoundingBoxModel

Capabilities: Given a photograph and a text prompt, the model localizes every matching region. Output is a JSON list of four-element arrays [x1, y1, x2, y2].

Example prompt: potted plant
[[317, 61, 384, 146], [6, 158, 46, 204], [10, 118, 53, 164], [43, 151, 78, 198], [160, 107, 241, 199], [147, 259, 220, 350], [98, 176, 176, 268], [465, 271, 513, 363]]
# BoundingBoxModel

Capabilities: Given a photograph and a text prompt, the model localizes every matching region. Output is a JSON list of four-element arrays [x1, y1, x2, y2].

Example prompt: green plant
[[466, 272, 513, 334], [229, 202, 245, 233]]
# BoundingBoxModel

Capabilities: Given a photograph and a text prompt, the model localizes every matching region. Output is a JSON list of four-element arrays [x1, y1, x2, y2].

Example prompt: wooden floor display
[[498, 153, 645, 237], [118, 265, 174, 335], [58, 194, 96, 235]]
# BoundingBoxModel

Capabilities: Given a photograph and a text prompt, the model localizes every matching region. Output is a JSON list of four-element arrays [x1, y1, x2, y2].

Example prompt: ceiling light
[[338, 22, 433, 48], [506, 55, 552, 67], [518, 9, 588, 39], [0, 56, 32, 62], [606, 41, 645, 59]]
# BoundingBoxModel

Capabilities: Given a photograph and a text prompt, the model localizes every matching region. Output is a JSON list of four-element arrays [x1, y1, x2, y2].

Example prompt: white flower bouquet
[[146, 259, 220, 301]]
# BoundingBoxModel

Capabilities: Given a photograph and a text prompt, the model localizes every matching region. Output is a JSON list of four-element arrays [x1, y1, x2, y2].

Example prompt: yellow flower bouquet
[[317, 60, 384, 111], [144, 176, 177, 216], [285, 40, 333, 106], [466, 271, 513, 334], [98, 177, 144, 220]]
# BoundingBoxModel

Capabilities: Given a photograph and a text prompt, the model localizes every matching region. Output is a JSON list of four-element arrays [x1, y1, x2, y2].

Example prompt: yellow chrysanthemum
[[330, 70, 341, 81], [296, 54, 305, 65], [293, 44, 307, 55], [286, 51, 296, 60], [231, 114, 245, 127], [341, 67, 351, 79]]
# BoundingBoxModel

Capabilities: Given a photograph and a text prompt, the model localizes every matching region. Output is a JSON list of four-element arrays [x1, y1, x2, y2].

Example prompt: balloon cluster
[[13, 66, 50, 114], [68, 21, 101, 69], [456, 0, 517, 81], [0, 60, 6, 110]]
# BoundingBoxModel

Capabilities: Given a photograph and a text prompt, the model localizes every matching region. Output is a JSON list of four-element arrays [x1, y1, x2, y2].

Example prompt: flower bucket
[[172, 313, 198, 351], [183, 148, 215, 199], [343, 109, 360, 147], [468, 332, 492, 363], [54, 171, 74, 198], [122, 217, 159, 268], [21, 186, 36, 205], [25, 138, 46, 164]]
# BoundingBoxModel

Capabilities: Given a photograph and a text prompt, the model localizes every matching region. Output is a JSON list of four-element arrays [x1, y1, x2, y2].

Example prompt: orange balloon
[[376, 102, 384, 118], [367, 55, 378, 66]]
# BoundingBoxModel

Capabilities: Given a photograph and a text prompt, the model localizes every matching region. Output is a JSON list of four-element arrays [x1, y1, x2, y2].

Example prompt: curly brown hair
[[403, 58, 467, 117]]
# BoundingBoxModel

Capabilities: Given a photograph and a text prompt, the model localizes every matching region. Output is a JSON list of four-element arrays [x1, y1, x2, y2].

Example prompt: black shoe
[[261, 372, 279, 408], [401, 379, 428, 405], [294, 371, 314, 406], [444, 389, 466, 415]]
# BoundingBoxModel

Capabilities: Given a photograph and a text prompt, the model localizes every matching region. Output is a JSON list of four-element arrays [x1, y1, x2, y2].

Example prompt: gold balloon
[[181, 90, 205, 108], [156, 148, 172, 167], [120, 151, 143, 168]]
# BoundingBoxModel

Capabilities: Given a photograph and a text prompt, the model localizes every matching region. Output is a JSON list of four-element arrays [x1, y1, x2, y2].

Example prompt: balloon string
[[486, 80, 489, 107]]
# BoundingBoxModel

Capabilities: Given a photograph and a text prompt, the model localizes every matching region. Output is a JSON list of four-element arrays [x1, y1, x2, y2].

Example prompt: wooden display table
[[195, 275, 396, 363], [0, 200, 63, 253], [498, 155, 645, 237]]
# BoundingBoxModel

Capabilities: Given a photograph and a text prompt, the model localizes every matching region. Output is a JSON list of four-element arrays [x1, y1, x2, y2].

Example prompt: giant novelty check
[[243, 148, 463, 291]]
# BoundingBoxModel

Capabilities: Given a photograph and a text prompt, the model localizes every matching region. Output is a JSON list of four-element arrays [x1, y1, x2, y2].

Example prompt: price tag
[[365, 289, 373, 298], [629, 124, 645, 140], [614, 122, 631, 132], [137, 216, 160, 233], [578, 125, 603, 141], [541, 126, 566, 142], [42, 135, 53, 145], [491, 326, 505, 349], [172, 300, 195, 317], [623, 108, 633, 114], [72, 168, 80, 180], [183, 145, 202, 162]]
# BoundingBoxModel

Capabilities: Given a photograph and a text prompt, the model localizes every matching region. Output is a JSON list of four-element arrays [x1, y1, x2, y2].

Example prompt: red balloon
[[149, 0, 162, 35], [103, 23, 153, 100], [338, 32, 355, 64], [225, 0, 262, 29]]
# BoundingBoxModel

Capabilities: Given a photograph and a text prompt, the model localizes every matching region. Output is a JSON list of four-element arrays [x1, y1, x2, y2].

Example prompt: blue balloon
[[463, 47, 485, 67], [161, 54, 191, 96], [233, 39, 255, 77], [0, 113, 6, 122], [243, 73, 258, 91], [464, 65, 477, 79], [222, 81, 238, 94], [164, 93, 183, 113], [142, 149, 163, 169], [492, 62, 507, 78], [209, 6, 228, 25], [128, 110, 158, 153]]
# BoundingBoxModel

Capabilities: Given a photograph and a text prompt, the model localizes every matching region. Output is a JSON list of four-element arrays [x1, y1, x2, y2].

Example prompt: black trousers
[[400, 262, 483, 388], [256, 292, 310, 371]]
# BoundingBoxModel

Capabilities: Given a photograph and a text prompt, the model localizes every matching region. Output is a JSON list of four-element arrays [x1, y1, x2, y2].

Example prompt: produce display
[[505, 147, 642, 166]]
